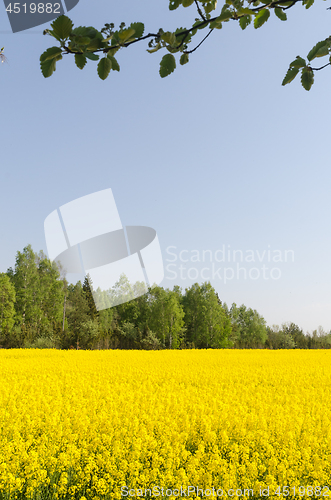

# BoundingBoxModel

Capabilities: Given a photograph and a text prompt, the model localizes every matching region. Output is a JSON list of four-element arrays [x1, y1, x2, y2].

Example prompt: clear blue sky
[[1, 0, 331, 333]]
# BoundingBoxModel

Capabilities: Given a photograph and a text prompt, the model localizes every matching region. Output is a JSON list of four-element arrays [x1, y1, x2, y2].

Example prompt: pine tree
[[83, 274, 99, 320]]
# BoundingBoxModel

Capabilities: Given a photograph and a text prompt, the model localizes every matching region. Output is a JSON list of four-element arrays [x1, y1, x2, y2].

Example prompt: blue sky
[[1, 0, 331, 333]]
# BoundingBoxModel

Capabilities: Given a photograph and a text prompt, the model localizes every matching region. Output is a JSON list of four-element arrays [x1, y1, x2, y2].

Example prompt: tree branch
[[311, 62, 331, 71], [249, 0, 302, 12], [185, 28, 214, 54], [195, 0, 207, 21], [58, 0, 305, 63]]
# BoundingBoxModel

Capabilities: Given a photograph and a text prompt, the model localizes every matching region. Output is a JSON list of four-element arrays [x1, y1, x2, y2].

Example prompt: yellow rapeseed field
[[0, 349, 330, 500]]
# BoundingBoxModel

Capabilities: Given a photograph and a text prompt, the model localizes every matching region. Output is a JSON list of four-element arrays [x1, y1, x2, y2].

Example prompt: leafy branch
[[39, 0, 331, 89], [282, 37, 331, 90]]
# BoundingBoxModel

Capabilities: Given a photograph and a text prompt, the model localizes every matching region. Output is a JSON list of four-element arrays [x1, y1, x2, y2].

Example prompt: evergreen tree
[[83, 274, 99, 320], [65, 281, 91, 348]]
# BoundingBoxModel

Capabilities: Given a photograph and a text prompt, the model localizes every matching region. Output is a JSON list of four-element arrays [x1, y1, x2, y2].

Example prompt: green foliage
[[209, 18, 223, 29], [107, 55, 120, 71], [40, 46, 62, 62], [40, 47, 62, 77], [307, 39, 330, 61], [266, 324, 296, 349], [180, 53, 189, 65], [0, 273, 16, 337], [50, 15, 73, 40], [3, 246, 64, 348], [282, 67, 299, 86], [97, 57, 112, 80], [2, 244, 331, 350], [159, 53, 176, 77], [169, 0, 181, 10], [37, 1, 331, 88], [301, 66, 314, 90], [289, 56, 306, 69], [217, 9, 233, 21], [161, 31, 177, 45], [85, 53, 100, 61], [148, 286, 185, 348], [141, 330, 163, 350], [183, 282, 232, 348], [75, 54, 87, 70], [129, 22, 145, 38], [239, 15, 251, 30], [303, 0, 314, 8], [274, 7, 287, 21], [83, 275, 99, 320], [229, 303, 267, 348], [254, 9, 270, 29]]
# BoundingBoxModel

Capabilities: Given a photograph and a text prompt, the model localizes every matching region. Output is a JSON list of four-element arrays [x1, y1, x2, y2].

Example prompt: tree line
[[0, 244, 330, 350]]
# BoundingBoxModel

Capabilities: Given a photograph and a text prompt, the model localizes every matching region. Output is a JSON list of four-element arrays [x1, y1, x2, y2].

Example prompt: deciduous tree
[[183, 282, 232, 348], [0, 273, 16, 338]]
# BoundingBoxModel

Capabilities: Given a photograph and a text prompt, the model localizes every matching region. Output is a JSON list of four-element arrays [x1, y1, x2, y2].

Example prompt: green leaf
[[118, 28, 136, 42], [232, 0, 244, 9], [147, 43, 162, 54], [289, 56, 306, 69], [161, 31, 177, 45], [182, 0, 194, 6], [159, 53, 176, 77], [43, 29, 61, 42], [129, 22, 144, 39], [75, 54, 87, 70], [71, 35, 91, 47], [72, 26, 102, 39], [169, 0, 181, 10], [282, 67, 299, 86], [209, 19, 223, 29], [40, 46, 62, 62], [86, 37, 104, 51], [97, 57, 112, 80], [239, 15, 251, 29], [254, 9, 270, 28], [274, 7, 287, 20], [50, 15, 73, 40], [204, 0, 218, 13], [237, 7, 254, 14], [301, 67, 314, 90], [180, 53, 189, 65], [307, 40, 329, 61], [217, 10, 233, 21], [303, 0, 314, 8], [107, 47, 119, 57], [84, 52, 100, 61], [107, 55, 120, 71], [40, 55, 61, 78], [192, 19, 208, 30]]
